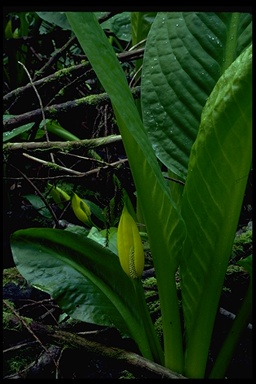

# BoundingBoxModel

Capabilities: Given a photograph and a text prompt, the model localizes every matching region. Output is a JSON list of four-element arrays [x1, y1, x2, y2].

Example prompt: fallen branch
[[3, 45, 143, 109], [3, 311, 187, 379], [3, 93, 109, 131], [52, 330, 187, 379], [3, 87, 140, 131], [3, 134, 122, 153]]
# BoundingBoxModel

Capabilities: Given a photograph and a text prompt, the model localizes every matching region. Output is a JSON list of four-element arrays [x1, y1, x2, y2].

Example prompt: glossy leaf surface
[[180, 44, 252, 378], [141, 12, 252, 180], [11, 228, 143, 338]]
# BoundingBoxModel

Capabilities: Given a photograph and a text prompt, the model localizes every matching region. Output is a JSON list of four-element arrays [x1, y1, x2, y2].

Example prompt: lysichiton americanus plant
[[10, 12, 252, 378]]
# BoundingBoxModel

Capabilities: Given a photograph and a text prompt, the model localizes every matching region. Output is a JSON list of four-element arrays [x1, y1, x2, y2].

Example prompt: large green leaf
[[101, 12, 131, 42], [66, 12, 186, 372], [11, 229, 129, 331], [180, 44, 252, 378], [10, 227, 161, 361], [141, 12, 252, 181], [37, 12, 72, 30]]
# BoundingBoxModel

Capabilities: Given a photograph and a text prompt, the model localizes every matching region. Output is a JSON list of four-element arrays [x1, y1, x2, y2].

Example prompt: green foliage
[[141, 12, 252, 181], [3, 115, 34, 143], [119, 370, 136, 379], [3, 12, 42, 88], [10, 11, 252, 379]]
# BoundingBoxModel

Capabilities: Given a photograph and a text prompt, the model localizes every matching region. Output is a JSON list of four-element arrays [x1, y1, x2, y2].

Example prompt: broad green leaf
[[3, 121, 34, 142], [46, 120, 80, 141], [66, 12, 186, 372], [36, 12, 71, 30], [101, 12, 131, 42], [64, 224, 89, 237], [10, 227, 161, 361], [47, 183, 70, 210], [84, 198, 105, 224], [141, 12, 252, 181], [180, 44, 252, 378], [88, 226, 118, 255], [23, 194, 52, 219]]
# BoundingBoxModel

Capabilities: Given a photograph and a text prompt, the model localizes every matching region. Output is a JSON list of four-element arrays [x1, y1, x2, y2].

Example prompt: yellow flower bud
[[48, 183, 70, 208], [117, 205, 144, 279], [71, 192, 93, 227]]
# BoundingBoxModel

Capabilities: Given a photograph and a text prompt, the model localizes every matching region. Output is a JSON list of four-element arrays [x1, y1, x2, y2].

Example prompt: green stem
[[158, 272, 184, 374], [132, 278, 164, 366], [209, 278, 252, 378]]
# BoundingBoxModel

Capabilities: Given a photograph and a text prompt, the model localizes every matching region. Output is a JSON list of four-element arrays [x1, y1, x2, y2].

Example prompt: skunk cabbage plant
[[11, 12, 252, 378]]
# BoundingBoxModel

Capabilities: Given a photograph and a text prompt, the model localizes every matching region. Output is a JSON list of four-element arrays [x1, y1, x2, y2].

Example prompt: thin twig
[[9, 162, 59, 226], [18, 61, 55, 164], [3, 300, 59, 370], [3, 341, 38, 354], [22, 153, 84, 176], [3, 61, 91, 107], [32, 36, 76, 81], [22, 152, 128, 177]]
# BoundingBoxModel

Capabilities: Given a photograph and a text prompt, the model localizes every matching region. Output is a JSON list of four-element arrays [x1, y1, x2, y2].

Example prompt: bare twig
[[32, 36, 76, 81], [22, 152, 128, 177], [9, 162, 59, 226], [22, 152, 85, 176], [18, 62, 49, 145], [3, 300, 59, 370], [3, 61, 91, 107], [3, 341, 38, 354], [18, 61, 55, 164]]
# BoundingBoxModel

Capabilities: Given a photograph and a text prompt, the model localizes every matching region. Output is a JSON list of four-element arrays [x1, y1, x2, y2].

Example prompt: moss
[[119, 370, 136, 379], [3, 300, 16, 329], [3, 300, 33, 332], [4, 341, 44, 377], [75, 93, 109, 107], [6, 353, 34, 376], [231, 227, 252, 261], [3, 267, 24, 287], [143, 276, 157, 289], [47, 162, 61, 170], [147, 300, 161, 315], [226, 264, 244, 275]]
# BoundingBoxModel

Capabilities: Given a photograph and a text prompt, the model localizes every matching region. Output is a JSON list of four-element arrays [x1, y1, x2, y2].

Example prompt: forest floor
[[3, 219, 252, 379]]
